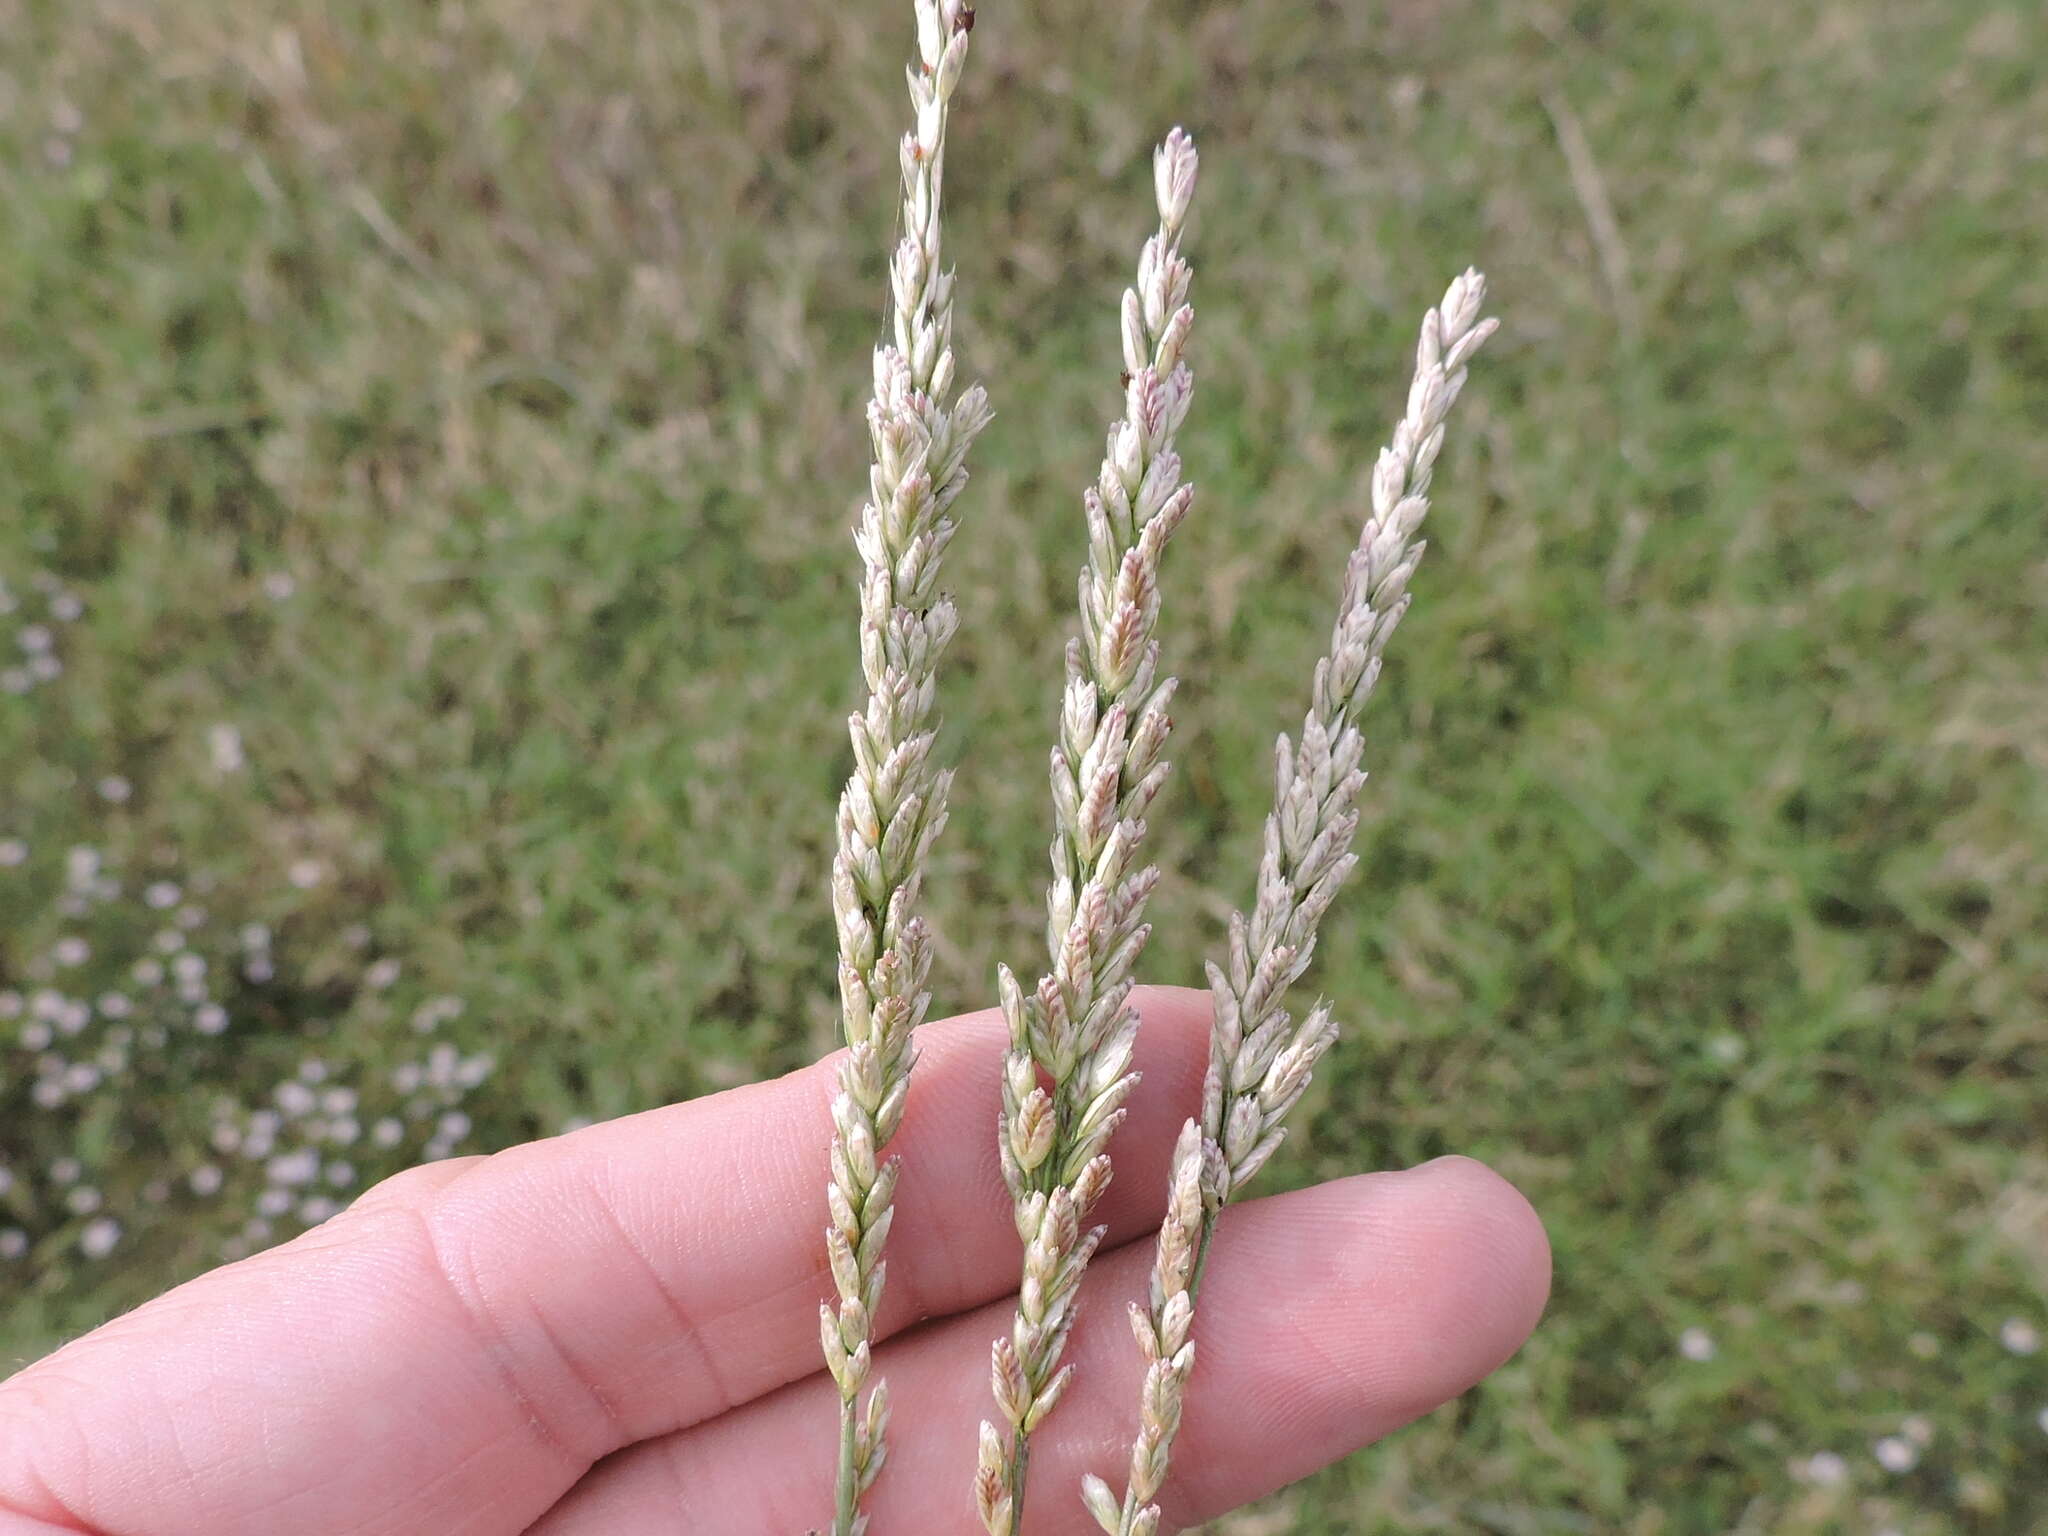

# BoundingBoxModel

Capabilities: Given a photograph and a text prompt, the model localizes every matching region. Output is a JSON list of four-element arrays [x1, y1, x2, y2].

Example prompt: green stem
[[1007, 1426, 1032, 1534], [832, 1395, 860, 1536], [1188, 1201, 1221, 1303]]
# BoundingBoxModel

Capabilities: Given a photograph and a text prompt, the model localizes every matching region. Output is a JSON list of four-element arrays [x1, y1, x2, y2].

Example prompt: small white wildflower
[[455, 1053, 494, 1088], [207, 722, 245, 774], [97, 776, 131, 804], [1900, 1413, 1935, 1447], [65, 847, 99, 886], [190, 1164, 224, 1196], [0, 838, 25, 867], [298, 1196, 340, 1225], [299, 1058, 329, 1084], [0, 1229, 27, 1260], [49, 1156, 82, 1186], [288, 858, 326, 889], [392, 1063, 423, 1094], [267, 1149, 319, 1187], [244, 956, 275, 983], [153, 928, 185, 954], [78, 1217, 121, 1259], [172, 953, 206, 983], [364, 957, 401, 991], [52, 936, 90, 968], [63, 1063, 100, 1093], [324, 1160, 355, 1188], [65, 1185, 102, 1215], [241, 922, 271, 951], [144, 880, 181, 909], [256, 1187, 293, 1217], [193, 1002, 228, 1035], [427, 1043, 458, 1082], [176, 903, 206, 931], [0, 668, 29, 694], [31, 988, 65, 1020], [371, 1117, 404, 1149], [1802, 1450, 1848, 1487], [58, 1000, 89, 1035], [49, 591, 83, 622], [275, 1081, 316, 1117], [243, 1217, 273, 1242], [436, 1111, 471, 1142], [1678, 1327, 1717, 1362], [97, 992, 132, 1018], [1872, 1436, 1917, 1474], [0, 990, 20, 1017], [132, 957, 165, 986], [319, 1087, 358, 1116], [31, 1080, 63, 1108], [2000, 1317, 2040, 1356], [263, 571, 296, 600], [18, 624, 52, 654], [327, 1115, 360, 1146]]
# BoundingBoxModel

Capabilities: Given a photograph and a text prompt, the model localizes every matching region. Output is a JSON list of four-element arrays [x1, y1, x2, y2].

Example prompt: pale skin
[[0, 987, 1550, 1535]]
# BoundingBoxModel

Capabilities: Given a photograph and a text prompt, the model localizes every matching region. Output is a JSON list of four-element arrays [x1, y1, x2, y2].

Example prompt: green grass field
[[3, 0, 2046, 1528]]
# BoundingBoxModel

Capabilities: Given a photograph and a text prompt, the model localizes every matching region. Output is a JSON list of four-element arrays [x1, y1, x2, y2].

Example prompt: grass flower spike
[[976, 128, 1202, 1536], [1085, 270, 1499, 1536], [819, 3, 990, 1531]]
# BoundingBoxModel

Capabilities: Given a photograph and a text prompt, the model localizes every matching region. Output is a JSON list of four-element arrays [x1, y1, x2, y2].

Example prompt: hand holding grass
[[0, 991, 1548, 1536]]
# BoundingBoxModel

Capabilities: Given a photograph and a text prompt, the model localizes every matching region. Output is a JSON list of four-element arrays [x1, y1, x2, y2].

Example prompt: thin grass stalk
[[973, 128, 1202, 1536], [818, 5, 990, 1532], [1083, 270, 1499, 1536]]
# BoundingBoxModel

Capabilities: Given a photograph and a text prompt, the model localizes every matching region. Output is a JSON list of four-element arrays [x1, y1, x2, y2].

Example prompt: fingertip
[[1165, 1156, 1550, 1523], [1358, 1155, 1552, 1401], [1416, 1154, 1552, 1341]]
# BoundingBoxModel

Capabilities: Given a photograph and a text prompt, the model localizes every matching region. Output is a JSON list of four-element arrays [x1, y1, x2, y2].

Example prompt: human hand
[[0, 988, 1549, 1535]]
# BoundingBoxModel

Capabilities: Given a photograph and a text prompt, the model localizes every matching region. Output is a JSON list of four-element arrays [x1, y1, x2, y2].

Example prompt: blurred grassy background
[[3, 0, 2046, 1528]]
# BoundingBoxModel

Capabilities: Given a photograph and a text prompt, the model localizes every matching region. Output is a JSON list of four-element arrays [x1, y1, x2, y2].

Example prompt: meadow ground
[[3, 0, 2045, 1529]]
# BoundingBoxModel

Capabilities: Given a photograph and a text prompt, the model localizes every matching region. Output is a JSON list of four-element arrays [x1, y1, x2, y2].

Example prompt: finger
[[0, 988, 1214, 1536], [531, 1156, 1551, 1534]]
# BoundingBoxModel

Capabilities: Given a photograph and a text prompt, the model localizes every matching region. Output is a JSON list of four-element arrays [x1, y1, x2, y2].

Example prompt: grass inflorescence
[[3, 0, 2044, 1530]]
